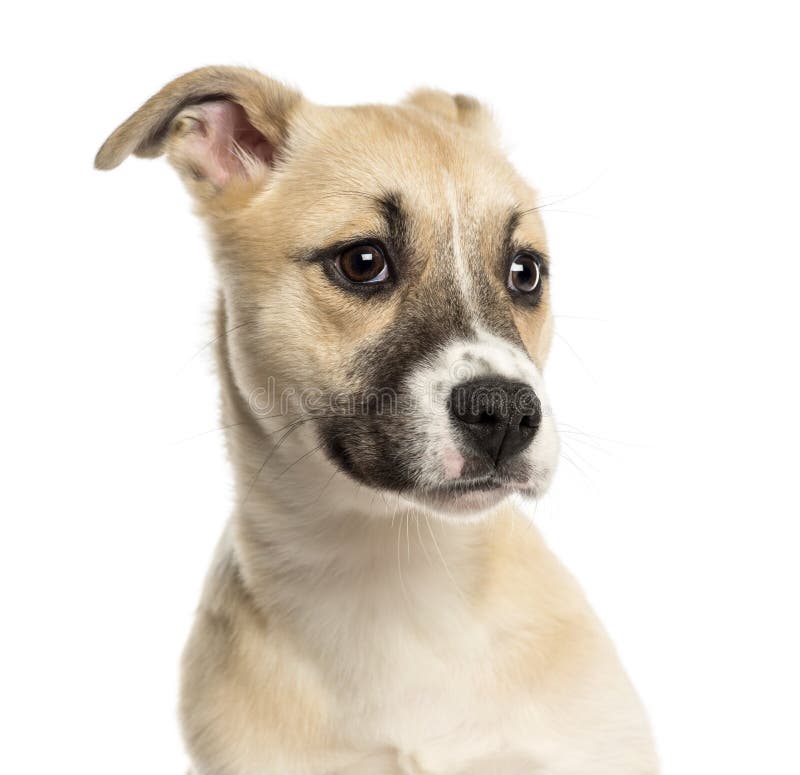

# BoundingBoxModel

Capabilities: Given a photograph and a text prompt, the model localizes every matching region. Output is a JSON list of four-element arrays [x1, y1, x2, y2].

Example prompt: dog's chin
[[403, 480, 539, 519]]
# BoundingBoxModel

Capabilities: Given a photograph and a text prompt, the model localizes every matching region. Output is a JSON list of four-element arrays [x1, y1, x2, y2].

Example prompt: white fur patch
[[446, 177, 478, 319], [403, 329, 559, 494]]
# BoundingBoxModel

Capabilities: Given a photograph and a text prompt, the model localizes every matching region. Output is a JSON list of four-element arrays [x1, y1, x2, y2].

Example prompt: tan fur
[[97, 67, 658, 774]]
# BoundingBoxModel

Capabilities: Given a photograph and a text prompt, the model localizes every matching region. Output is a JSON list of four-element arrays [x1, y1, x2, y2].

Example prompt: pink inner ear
[[182, 100, 273, 187]]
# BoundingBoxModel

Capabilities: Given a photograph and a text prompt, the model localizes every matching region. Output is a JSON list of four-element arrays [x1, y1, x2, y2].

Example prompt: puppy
[[97, 67, 658, 775]]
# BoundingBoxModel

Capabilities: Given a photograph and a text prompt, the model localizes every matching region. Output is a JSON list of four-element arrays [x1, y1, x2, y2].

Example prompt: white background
[[2, 2, 798, 773]]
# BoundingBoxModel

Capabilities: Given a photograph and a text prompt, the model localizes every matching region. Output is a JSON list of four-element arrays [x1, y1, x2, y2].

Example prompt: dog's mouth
[[404, 476, 537, 515], [423, 476, 534, 496]]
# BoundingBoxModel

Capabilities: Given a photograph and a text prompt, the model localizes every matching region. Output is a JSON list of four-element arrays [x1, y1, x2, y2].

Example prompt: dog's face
[[97, 68, 559, 517]]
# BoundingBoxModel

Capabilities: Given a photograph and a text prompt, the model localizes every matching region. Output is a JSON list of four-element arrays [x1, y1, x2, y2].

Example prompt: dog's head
[[97, 67, 559, 517]]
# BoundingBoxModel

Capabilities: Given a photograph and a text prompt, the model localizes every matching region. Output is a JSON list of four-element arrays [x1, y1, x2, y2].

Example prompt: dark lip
[[406, 478, 539, 514], [421, 477, 530, 497]]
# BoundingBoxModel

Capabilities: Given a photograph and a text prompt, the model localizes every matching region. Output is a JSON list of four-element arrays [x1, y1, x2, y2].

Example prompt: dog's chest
[[303, 594, 550, 772], [248, 524, 581, 772], [186, 525, 656, 774], [349, 683, 540, 774]]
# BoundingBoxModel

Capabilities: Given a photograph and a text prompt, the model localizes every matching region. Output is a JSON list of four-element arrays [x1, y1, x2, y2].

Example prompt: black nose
[[449, 378, 542, 465]]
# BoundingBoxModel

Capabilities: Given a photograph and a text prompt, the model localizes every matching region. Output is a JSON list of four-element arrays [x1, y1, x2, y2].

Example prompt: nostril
[[477, 408, 501, 425], [518, 397, 541, 429], [514, 387, 541, 427], [451, 390, 506, 425]]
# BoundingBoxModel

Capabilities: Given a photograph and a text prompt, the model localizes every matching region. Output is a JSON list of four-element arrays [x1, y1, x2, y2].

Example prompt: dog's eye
[[336, 244, 389, 284], [508, 253, 541, 293]]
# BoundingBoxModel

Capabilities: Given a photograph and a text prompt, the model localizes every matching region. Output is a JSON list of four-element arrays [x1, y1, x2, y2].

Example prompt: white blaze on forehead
[[445, 176, 478, 320]]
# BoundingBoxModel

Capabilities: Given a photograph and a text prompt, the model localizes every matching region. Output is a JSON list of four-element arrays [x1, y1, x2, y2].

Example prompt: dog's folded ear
[[95, 66, 302, 198], [404, 89, 498, 141]]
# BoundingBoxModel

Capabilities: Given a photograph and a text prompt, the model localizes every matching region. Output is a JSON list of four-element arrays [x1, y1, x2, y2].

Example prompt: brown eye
[[336, 244, 389, 284], [508, 253, 541, 293]]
